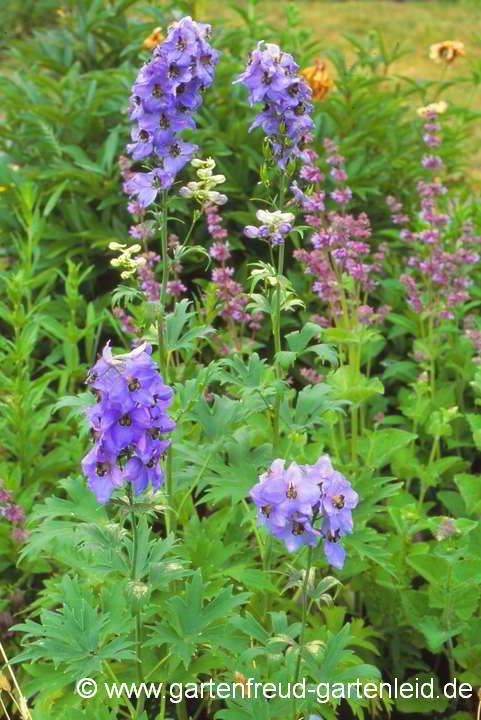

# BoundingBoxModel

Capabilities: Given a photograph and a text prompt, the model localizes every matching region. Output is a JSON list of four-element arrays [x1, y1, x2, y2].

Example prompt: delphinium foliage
[[3, 3, 481, 720]]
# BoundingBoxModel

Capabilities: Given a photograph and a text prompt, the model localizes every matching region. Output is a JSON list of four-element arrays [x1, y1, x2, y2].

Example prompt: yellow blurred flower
[[143, 27, 164, 51], [300, 59, 333, 101], [417, 101, 448, 117], [429, 40, 465, 64]]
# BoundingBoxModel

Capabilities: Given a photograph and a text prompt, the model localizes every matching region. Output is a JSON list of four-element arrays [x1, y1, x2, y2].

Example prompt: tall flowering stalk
[[122, 16, 220, 534], [292, 137, 390, 461], [249, 454, 358, 720], [389, 105, 479, 394], [82, 343, 175, 504], [82, 343, 175, 716], [235, 41, 314, 452]]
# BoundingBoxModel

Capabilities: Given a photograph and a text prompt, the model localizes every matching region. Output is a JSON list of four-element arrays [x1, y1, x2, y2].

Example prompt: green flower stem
[[157, 190, 175, 537], [292, 545, 314, 720], [129, 493, 145, 719], [105, 663, 137, 719], [273, 176, 287, 454]]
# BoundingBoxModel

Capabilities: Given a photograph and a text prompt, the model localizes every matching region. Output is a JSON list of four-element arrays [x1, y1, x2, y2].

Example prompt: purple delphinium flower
[[82, 342, 175, 504], [124, 17, 220, 207], [249, 455, 358, 567], [234, 41, 314, 168]]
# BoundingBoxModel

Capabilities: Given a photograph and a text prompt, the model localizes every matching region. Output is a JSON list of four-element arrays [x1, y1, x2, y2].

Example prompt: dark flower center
[[169, 63, 180, 78], [292, 521, 305, 536], [286, 482, 297, 499], [159, 113, 170, 129], [152, 84, 163, 98], [95, 391, 102, 403], [96, 462, 110, 476], [327, 529, 341, 543], [261, 504, 272, 518], [176, 36, 186, 52], [169, 143, 181, 157], [128, 377, 141, 392], [86, 372, 97, 384], [294, 102, 306, 116], [134, 96, 141, 105], [288, 83, 299, 96], [139, 130, 149, 142], [149, 427, 161, 439], [262, 71, 272, 86], [332, 494, 345, 509], [177, 83, 185, 95], [146, 457, 156, 468], [119, 414, 132, 427], [200, 54, 212, 66]]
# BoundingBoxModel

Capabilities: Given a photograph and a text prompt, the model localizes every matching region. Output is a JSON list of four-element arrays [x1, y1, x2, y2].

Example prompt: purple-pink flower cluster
[[205, 205, 264, 347], [0, 487, 30, 543], [82, 343, 175, 504], [391, 111, 480, 320], [292, 138, 390, 325], [123, 16, 219, 207], [234, 42, 314, 168], [250, 455, 358, 568]]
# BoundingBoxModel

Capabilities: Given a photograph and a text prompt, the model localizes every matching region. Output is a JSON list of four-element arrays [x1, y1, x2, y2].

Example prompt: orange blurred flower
[[300, 59, 333, 101], [143, 27, 164, 50], [429, 40, 465, 64]]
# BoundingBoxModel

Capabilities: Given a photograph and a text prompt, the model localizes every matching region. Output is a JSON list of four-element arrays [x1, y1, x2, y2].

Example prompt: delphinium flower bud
[[82, 343, 175, 504], [109, 242, 147, 279], [124, 17, 220, 208], [179, 157, 227, 207], [234, 41, 314, 168], [249, 455, 358, 567], [244, 209, 295, 245]]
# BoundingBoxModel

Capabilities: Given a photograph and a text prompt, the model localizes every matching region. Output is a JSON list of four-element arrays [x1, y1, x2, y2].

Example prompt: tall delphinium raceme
[[388, 103, 480, 393], [82, 343, 175, 504], [234, 41, 314, 452], [81, 342, 175, 715], [249, 453, 358, 718], [121, 17, 220, 536]]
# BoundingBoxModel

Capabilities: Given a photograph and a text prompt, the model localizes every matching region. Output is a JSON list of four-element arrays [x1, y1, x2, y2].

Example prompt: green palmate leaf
[[145, 570, 249, 668], [276, 350, 297, 370], [454, 474, 481, 515], [465, 414, 481, 450], [285, 322, 322, 353], [358, 428, 417, 470], [11, 576, 135, 674], [327, 366, 384, 407]]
